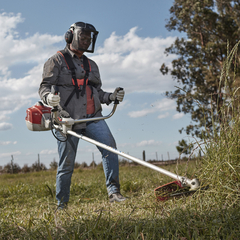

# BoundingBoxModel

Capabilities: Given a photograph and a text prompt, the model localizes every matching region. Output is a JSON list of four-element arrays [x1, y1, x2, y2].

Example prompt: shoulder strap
[[81, 55, 90, 97], [58, 50, 79, 99]]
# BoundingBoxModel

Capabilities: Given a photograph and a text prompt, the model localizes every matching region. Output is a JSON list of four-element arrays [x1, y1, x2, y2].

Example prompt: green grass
[[0, 158, 239, 239]]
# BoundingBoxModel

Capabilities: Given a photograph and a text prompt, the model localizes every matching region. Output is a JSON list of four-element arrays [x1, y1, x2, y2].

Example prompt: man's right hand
[[47, 93, 60, 107], [109, 87, 125, 102]]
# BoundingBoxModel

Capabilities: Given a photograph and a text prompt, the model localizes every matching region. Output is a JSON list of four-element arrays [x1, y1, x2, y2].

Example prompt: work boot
[[57, 202, 68, 210], [109, 192, 127, 203]]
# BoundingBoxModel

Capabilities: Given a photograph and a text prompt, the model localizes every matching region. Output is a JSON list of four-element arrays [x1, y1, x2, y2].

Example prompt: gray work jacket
[[38, 47, 112, 130]]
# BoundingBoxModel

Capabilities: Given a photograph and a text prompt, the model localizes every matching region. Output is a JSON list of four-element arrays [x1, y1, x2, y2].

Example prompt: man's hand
[[46, 93, 60, 107], [110, 87, 125, 102]]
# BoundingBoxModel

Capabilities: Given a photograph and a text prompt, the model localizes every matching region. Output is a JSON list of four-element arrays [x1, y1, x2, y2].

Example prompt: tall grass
[[195, 41, 240, 209]]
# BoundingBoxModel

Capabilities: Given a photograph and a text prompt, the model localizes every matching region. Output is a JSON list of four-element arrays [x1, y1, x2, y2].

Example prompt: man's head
[[65, 22, 98, 53]]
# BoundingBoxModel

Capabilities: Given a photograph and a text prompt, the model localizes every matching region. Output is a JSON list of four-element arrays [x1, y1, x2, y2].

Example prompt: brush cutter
[[26, 86, 201, 201]]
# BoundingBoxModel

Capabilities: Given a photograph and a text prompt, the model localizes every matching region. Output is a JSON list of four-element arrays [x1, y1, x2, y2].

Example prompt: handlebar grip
[[114, 87, 124, 104]]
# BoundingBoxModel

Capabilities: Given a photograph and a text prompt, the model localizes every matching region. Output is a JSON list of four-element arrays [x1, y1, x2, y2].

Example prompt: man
[[38, 22, 126, 207]]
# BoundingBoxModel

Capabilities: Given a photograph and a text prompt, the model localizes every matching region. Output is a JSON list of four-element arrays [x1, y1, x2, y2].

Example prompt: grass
[[0, 158, 239, 239]]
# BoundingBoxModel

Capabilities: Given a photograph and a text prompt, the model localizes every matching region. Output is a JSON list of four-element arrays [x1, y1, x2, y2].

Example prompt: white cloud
[[40, 149, 58, 155], [0, 151, 21, 158], [136, 139, 162, 147], [158, 112, 169, 119], [173, 112, 184, 119], [0, 122, 13, 131], [128, 108, 155, 118], [0, 12, 63, 128], [0, 115, 10, 121], [91, 27, 177, 93], [0, 141, 17, 145], [0, 13, 62, 77], [128, 98, 175, 118], [0, 141, 11, 145]]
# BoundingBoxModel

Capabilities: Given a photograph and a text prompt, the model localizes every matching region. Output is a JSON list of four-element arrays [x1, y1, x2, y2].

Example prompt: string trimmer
[[26, 86, 201, 201]]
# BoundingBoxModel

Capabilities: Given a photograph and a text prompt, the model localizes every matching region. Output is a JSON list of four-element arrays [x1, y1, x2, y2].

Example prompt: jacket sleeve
[[38, 54, 62, 104]]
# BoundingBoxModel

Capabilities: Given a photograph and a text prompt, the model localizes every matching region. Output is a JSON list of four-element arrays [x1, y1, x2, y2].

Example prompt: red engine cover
[[25, 101, 52, 131]]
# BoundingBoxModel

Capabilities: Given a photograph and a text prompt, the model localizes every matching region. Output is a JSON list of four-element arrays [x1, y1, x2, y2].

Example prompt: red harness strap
[[58, 50, 95, 114]]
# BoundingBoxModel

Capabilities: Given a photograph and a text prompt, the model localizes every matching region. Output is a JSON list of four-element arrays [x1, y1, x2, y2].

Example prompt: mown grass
[[0, 156, 239, 239]]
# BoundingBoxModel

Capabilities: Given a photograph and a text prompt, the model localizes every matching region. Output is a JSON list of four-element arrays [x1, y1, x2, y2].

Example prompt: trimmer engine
[[25, 101, 52, 131]]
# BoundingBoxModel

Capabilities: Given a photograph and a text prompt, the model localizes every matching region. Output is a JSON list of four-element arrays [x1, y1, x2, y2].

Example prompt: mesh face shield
[[71, 23, 98, 53]]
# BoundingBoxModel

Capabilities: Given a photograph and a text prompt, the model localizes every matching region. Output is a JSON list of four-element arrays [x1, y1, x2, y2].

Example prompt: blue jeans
[[55, 120, 120, 205]]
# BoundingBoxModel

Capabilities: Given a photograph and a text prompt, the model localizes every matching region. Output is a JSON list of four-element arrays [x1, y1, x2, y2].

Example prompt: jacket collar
[[65, 46, 84, 60]]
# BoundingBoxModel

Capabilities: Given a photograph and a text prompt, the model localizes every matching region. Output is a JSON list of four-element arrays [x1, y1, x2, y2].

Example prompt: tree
[[74, 161, 81, 169], [31, 161, 47, 171], [21, 164, 31, 173], [80, 162, 88, 168], [176, 139, 193, 156], [89, 160, 96, 168], [160, 0, 240, 140], [49, 158, 58, 170], [3, 162, 21, 174]]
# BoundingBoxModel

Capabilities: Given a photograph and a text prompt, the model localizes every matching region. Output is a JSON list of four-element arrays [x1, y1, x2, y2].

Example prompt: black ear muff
[[65, 30, 73, 43]]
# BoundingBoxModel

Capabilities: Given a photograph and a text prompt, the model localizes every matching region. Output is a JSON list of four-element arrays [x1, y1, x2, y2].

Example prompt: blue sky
[[0, 0, 193, 168]]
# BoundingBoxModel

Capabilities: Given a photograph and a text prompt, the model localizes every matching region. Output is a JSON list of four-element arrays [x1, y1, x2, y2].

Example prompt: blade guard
[[25, 101, 52, 131]]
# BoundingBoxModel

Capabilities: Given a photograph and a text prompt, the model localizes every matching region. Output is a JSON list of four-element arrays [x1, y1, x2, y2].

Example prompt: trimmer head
[[154, 180, 207, 201], [154, 180, 195, 201], [154, 181, 182, 201]]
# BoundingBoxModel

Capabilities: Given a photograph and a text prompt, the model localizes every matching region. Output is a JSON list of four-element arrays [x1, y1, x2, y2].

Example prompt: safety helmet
[[65, 22, 98, 53]]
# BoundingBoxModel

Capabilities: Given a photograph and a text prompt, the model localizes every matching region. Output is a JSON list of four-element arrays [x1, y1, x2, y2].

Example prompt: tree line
[[161, 0, 240, 152], [0, 155, 195, 174], [0, 159, 98, 174]]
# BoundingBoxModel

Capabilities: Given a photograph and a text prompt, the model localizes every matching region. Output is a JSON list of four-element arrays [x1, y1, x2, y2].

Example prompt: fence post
[[11, 155, 14, 174], [38, 154, 40, 171]]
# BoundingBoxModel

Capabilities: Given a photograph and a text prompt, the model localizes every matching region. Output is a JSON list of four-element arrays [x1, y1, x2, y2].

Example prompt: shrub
[[31, 161, 47, 172], [3, 162, 21, 174], [49, 158, 58, 170], [89, 160, 96, 168], [74, 161, 81, 169], [21, 164, 31, 173], [80, 162, 88, 168]]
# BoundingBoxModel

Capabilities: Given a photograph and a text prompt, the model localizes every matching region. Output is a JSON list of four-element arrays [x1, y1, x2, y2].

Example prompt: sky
[[0, 0, 193, 169]]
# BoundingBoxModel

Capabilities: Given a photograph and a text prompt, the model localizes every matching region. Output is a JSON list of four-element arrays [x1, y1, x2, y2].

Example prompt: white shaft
[[67, 130, 187, 183]]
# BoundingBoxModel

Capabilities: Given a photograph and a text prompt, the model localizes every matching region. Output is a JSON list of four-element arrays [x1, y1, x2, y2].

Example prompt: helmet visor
[[71, 28, 98, 53]]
